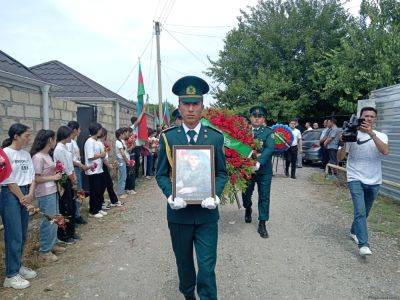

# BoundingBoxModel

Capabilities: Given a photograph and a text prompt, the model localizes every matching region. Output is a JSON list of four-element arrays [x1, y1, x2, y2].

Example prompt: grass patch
[[309, 171, 400, 239]]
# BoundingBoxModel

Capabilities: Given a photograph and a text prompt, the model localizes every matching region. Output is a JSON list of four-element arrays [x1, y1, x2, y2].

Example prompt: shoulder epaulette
[[161, 126, 178, 134]]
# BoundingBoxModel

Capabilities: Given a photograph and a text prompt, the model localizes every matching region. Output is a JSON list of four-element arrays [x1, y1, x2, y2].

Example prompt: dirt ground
[[0, 166, 399, 299]]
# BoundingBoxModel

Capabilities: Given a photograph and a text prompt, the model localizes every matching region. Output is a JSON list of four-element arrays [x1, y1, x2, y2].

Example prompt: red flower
[[90, 162, 98, 172], [127, 160, 135, 167], [55, 160, 64, 173]]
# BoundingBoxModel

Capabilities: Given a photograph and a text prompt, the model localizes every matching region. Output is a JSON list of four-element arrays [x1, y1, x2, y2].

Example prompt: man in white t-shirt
[[337, 107, 389, 257], [285, 119, 302, 179]]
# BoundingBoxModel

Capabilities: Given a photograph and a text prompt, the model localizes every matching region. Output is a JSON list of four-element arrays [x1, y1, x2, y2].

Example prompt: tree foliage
[[207, 0, 400, 122]]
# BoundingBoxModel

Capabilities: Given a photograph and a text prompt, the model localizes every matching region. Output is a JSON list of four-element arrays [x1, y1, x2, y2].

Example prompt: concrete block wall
[[0, 84, 77, 145]]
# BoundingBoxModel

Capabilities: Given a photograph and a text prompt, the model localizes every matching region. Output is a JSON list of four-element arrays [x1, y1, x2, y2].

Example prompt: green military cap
[[250, 106, 267, 117], [172, 108, 182, 120], [172, 75, 209, 103]]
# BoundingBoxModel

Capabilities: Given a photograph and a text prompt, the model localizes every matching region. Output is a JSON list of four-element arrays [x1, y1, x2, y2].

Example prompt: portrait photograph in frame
[[173, 145, 215, 204]]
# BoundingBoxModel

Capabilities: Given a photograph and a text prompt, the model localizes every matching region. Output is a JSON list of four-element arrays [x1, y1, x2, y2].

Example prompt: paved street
[[1, 167, 399, 299]]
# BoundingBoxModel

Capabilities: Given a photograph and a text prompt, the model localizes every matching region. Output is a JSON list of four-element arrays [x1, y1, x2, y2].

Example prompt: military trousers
[[168, 221, 218, 300], [242, 173, 272, 221]]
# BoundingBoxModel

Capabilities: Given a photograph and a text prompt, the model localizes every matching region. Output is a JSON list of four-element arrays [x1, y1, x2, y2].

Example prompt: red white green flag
[[137, 63, 148, 141]]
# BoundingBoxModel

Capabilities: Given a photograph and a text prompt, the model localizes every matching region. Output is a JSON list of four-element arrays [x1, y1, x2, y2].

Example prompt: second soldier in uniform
[[242, 106, 275, 238]]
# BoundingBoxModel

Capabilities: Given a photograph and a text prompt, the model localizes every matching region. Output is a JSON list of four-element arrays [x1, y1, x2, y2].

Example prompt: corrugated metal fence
[[371, 84, 400, 202]]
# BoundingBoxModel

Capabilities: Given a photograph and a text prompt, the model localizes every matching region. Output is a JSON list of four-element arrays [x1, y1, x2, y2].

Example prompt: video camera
[[342, 115, 364, 142]]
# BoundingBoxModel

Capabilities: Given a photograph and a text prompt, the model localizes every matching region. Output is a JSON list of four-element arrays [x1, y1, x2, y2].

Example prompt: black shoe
[[258, 221, 269, 238], [60, 238, 75, 245], [73, 234, 81, 241], [184, 293, 196, 300], [285, 170, 289, 177], [291, 174, 296, 179], [75, 216, 87, 225], [245, 208, 252, 223]]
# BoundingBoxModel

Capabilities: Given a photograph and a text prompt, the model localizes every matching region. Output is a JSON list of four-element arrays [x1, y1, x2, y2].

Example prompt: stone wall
[[0, 84, 77, 145]]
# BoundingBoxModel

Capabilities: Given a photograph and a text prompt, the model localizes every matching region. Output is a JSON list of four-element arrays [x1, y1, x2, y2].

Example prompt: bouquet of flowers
[[77, 191, 86, 204], [42, 213, 68, 231], [55, 160, 69, 186], [89, 162, 98, 172], [203, 109, 261, 205], [103, 140, 111, 153]]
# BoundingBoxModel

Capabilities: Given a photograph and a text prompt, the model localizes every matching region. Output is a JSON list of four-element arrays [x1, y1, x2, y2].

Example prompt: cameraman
[[337, 107, 389, 256]]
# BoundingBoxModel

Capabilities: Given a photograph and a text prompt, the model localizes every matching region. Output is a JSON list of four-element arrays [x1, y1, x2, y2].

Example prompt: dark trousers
[[103, 165, 119, 204], [58, 179, 76, 241], [168, 222, 218, 300], [88, 173, 106, 214], [125, 166, 136, 190], [328, 148, 338, 175], [242, 173, 272, 221], [321, 147, 329, 169], [133, 146, 142, 177], [285, 146, 298, 177], [145, 154, 154, 176]]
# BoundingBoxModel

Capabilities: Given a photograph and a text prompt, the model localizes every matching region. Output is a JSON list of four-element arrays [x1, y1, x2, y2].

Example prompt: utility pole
[[155, 21, 163, 123]]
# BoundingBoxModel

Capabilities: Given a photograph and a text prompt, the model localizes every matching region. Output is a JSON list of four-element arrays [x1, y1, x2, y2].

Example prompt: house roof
[[0, 50, 45, 82], [30, 60, 132, 106]]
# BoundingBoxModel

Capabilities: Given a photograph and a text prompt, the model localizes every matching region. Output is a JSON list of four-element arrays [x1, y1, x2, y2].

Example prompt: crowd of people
[[0, 118, 161, 290]]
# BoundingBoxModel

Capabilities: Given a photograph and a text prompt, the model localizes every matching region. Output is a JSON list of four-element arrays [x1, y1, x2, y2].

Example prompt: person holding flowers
[[125, 127, 137, 195], [84, 122, 107, 218], [242, 106, 275, 238], [115, 127, 130, 199], [31, 129, 66, 263], [1, 123, 37, 290], [53, 126, 78, 244], [66, 121, 89, 225], [98, 127, 121, 207]]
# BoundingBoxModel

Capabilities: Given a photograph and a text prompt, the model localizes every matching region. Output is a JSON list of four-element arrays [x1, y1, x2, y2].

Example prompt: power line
[[163, 64, 187, 76], [164, 28, 209, 68], [165, 29, 225, 38], [165, 23, 231, 28], [116, 34, 154, 93], [157, 0, 172, 22], [153, 0, 162, 20], [160, 0, 176, 24]]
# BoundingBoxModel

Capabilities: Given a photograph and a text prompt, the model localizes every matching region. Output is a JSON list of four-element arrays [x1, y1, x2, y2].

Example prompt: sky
[[0, 0, 361, 109]]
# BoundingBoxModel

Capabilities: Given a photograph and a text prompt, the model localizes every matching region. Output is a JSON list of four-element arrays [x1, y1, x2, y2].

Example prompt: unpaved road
[[1, 167, 399, 299]]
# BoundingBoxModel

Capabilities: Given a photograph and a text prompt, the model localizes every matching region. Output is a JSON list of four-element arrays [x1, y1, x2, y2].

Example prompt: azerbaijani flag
[[137, 63, 148, 140], [163, 101, 170, 127]]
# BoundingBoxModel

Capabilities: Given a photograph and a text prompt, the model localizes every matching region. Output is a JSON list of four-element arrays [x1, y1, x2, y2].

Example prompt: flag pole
[[155, 21, 163, 125]]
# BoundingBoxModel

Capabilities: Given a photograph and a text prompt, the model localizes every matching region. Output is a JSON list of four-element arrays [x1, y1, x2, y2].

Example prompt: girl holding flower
[[53, 126, 77, 244], [31, 129, 65, 263]]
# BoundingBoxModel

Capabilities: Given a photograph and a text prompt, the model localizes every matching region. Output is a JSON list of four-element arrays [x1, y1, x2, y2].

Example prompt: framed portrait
[[173, 145, 215, 204]]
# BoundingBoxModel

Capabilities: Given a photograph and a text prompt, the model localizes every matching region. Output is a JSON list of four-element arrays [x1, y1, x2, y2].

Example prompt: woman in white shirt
[[84, 123, 107, 218], [0, 123, 37, 290], [53, 126, 77, 244]]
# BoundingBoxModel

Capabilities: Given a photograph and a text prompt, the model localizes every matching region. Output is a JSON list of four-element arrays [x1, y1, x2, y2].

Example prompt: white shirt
[[131, 124, 144, 146], [84, 137, 104, 175], [116, 140, 129, 160], [346, 130, 388, 185], [182, 122, 201, 143], [66, 139, 81, 164], [290, 128, 302, 146], [53, 142, 74, 176], [1, 147, 35, 186], [305, 127, 313, 132]]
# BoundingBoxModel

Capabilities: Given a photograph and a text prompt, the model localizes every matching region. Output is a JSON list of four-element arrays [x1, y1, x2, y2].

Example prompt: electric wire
[[164, 28, 209, 68], [116, 34, 154, 93]]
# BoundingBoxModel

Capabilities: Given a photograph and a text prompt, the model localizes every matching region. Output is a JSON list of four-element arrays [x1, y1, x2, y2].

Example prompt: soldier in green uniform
[[242, 106, 275, 238], [156, 75, 228, 300]]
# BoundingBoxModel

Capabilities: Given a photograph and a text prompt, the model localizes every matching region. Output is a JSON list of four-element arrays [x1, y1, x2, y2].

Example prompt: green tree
[[314, 0, 400, 113], [208, 0, 351, 122]]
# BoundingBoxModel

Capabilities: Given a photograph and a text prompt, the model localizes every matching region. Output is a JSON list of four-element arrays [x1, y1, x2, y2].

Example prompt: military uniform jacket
[[254, 126, 275, 175], [156, 124, 228, 224]]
